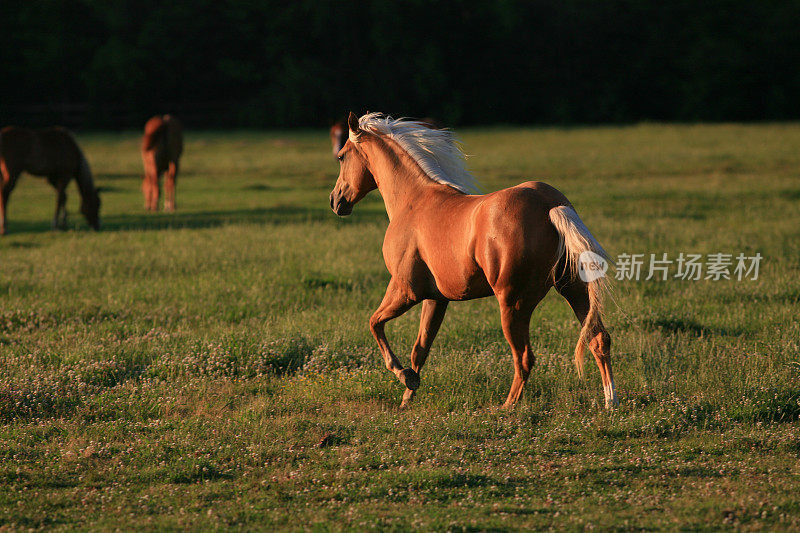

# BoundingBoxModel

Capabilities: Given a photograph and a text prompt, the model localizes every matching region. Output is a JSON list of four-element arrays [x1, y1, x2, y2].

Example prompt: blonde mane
[[357, 113, 481, 194]]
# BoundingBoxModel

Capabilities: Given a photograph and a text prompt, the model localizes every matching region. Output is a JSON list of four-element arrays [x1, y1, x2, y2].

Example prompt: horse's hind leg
[[0, 183, 12, 236], [401, 299, 448, 408], [0, 169, 18, 235], [142, 153, 160, 211], [0, 186, 9, 236], [557, 279, 617, 408], [0, 190, 5, 235], [165, 161, 178, 212], [497, 287, 547, 408]]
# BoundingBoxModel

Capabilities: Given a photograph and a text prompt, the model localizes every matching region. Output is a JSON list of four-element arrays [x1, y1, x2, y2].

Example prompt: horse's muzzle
[[329, 192, 353, 216]]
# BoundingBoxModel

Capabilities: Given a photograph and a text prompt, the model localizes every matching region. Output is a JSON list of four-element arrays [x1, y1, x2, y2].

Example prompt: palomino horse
[[0, 126, 101, 235], [141, 115, 183, 211], [330, 112, 617, 409]]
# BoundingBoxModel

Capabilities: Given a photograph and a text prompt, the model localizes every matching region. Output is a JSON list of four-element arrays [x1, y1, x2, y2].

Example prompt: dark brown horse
[[142, 115, 183, 211], [330, 112, 617, 409], [0, 126, 100, 235]]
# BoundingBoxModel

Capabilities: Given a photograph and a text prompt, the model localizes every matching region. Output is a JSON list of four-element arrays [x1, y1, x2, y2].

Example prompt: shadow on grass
[[171, 462, 235, 484], [102, 206, 333, 231], [97, 172, 142, 180], [0, 205, 388, 236], [240, 183, 302, 192], [643, 317, 749, 337], [432, 473, 494, 489], [1, 240, 41, 249]]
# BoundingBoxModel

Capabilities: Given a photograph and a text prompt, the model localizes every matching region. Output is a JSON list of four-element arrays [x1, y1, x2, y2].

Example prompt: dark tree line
[[1, 0, 798, 128]]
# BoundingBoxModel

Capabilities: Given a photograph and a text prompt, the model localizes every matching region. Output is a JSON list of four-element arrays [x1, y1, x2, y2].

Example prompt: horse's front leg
[[165, 161, 178, 212], [52, 182, 67, 230], [369, 278, 420, 394], [401, 299, 448, 408]]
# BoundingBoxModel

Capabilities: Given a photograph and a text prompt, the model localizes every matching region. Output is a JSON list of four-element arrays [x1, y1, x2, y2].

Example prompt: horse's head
[[81, 188, 101, 230], [329, 112, 377, 216]]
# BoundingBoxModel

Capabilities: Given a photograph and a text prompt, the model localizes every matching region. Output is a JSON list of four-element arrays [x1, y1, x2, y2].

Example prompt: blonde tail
[[548, 205, 610, 378]]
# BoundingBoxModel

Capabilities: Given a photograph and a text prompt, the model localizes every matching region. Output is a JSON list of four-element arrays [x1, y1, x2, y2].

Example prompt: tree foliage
[[1, 0, 798, 127]]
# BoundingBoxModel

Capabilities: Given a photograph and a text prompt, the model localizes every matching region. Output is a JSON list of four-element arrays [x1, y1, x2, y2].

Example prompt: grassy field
[[1, 124, 799, 531]]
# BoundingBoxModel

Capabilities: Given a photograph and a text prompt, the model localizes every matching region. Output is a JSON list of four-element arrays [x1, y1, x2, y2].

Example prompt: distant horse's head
[[81, 188, 101, 230], [329, 112, 377, 216]]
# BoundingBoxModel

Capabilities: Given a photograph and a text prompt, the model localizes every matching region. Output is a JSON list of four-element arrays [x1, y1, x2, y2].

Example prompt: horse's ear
[[347, 112, 361, 142], [347, 112, 359, 132]]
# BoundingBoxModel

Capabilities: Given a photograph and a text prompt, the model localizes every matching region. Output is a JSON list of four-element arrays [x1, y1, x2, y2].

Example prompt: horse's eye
[[337, 154, 344, 162]]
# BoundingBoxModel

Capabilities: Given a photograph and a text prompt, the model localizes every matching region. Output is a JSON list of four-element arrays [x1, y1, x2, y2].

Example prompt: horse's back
[[162, 115, 183, 158], [1, 126, 80, 177], [473, 181, 571, 233], [142, 115, 183, 163], [468, 181, 572, 292], [1, 127, 35, 174], [397, 181, 570, 300], [142, 116, 166, 152], [486, 181, 571, 211]]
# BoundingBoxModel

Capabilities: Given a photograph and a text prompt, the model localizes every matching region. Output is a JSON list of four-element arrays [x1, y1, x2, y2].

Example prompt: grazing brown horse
[[330, 112, 617, 409], [330, 121, 348, 157], [141, 115, 183, 211], [0, 126, 101, 235]]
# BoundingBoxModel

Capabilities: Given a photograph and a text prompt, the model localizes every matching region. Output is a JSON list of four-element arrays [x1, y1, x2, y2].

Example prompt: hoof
[[397, 368, 420, 390]]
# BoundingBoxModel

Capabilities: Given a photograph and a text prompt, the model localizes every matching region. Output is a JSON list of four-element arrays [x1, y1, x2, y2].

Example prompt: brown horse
[[0, 126, 101, 235], [330, 121, 348, 157], [142, 115, 183, 211], [330, 112, 617, 409]]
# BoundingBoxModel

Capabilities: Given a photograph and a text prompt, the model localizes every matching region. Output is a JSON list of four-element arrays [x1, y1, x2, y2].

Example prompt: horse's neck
[[74, 168, 93, 196], [365, 138, 456, 221], [69, 144, 94, 197]]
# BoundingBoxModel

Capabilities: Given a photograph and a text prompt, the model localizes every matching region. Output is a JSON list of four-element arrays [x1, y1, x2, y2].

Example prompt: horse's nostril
[[329, 193, 335, 209]]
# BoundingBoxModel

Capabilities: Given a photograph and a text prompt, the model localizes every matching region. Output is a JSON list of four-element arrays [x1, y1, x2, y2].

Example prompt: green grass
[[1, 124, 799, 530]]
